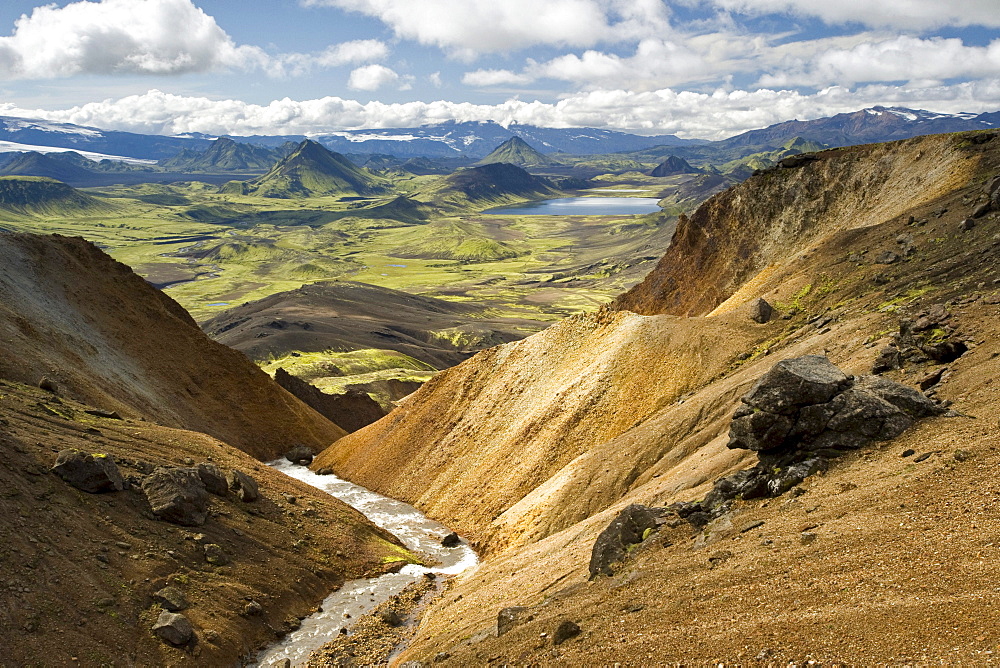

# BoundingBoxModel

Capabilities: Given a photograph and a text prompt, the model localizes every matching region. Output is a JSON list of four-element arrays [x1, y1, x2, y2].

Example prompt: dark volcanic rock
[[739, 355, 850, 416], [51, 449, 124, 493], [283, 444, 314, 466], [748, 297, 774, 324], [152, 586, 188, 612], [275, 368, 387, 433], [871, 344, 902, 374], [152, 610, 193, 645], [553, 620, 581, 645], [589, 504, 661, 578], [441, 532, 461, 547], [141, 467, 210, 526], [195, 462, 228, 496], [694, 355, 947, 526], [227, 469, 259, 502]]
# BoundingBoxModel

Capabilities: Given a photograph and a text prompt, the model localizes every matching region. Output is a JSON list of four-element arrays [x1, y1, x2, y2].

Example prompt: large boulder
[[680, 355, 949, 526], [740, 355, 851, 416], [51, 449, 124, 493], [284, 445, 314, 466], [748, 297, 774, 324], [151, 610, 193, 646], [141, 467, 210, 526], [588, 504, 661, 579]]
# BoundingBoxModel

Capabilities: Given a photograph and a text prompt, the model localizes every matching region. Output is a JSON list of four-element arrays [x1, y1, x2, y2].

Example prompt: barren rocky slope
[[312, 129, 1000, 664], [0, 232, 344, 460], [0, 233, 419, 665]]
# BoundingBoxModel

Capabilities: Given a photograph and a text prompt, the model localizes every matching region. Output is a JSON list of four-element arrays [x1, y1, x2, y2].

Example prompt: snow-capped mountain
[[0, 107, 996, 163], [717, 106, 998, 150]]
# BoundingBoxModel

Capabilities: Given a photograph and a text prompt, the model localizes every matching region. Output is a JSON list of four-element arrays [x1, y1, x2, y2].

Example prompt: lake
[[484, 196, 661, 216]]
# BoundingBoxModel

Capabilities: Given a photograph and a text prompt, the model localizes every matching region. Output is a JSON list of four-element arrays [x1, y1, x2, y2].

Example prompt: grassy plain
[[0, 175, 699, 322]]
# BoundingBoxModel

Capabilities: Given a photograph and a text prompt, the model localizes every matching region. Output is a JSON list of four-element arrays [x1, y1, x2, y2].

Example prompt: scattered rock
[[152, 611, 193, 646], [739, 520, 765, 533], [281, 493, 297, 504], [800, 532, 818, 545], [316, 468, 333, 476], [959, 218, 976, 232], [195, 463, 228, 496], [497, 606, 530, 637], [918, 367, 946, 391], [152, 586, 188, 612], [83, 408, 122, 419], [441, 532, 462, 547], [874, 250, 900, 264], [901, 449, 915, 457], [914, 452, 932, 463], [227, 469, 259, 502], [954, 449, 971, 462], [203, 543, 228, 565], [51, 449, 124, 493], [589, 504, 662, 578], [552, 620, 581, 645], [872, 344, 902, 374], [284, 445, 314, 466], [141, 467, 210, 526], [380, 610, 405, 627], [972, 202, 991, 218], [38, 376, 58, 393], [748, 297, 774, 324], [242, 600, 263, 617]]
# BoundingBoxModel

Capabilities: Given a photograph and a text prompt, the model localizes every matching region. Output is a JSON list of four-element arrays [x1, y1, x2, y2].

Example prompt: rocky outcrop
[[141, 467, 210, 526], [678, 355, 945, 526], [51, 449, 124, 493]]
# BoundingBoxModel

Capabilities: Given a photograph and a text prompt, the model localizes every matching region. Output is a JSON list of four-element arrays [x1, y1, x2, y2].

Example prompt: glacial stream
[[251, 461, 479, 667]]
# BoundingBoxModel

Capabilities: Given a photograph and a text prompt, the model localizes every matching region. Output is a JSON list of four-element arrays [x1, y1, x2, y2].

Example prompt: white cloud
[[428, 71, 444, 88], [348, 64, 401, 91], [270, 39, 390, 77], [301, 0, 671, 56], [759, 37, 1000, 87], [462, 69, 535, 87], [705, 0, 1000, 29], [0, 0, 266, 79], [4, 82, 997, 141], [0, 0, 389, 80]]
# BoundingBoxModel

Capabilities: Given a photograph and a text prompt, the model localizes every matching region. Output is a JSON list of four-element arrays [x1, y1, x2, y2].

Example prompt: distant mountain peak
[[476, 136, 555, 167], [220, 138, 385, 198]]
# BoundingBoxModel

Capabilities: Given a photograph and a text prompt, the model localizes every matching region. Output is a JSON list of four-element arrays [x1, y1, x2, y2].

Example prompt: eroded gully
[[250, 460, 479, 667]]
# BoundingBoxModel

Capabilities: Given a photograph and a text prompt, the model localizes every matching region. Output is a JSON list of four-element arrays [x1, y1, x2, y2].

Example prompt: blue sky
[[0, 0, 996, 139]]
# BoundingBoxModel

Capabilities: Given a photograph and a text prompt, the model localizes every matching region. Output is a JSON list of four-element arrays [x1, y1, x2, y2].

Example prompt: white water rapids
[[250, 460, 479, 667]]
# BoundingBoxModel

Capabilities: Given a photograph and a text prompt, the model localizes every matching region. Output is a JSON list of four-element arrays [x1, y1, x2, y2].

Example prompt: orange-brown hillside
[[0, 232, 344, 460], [311, 129, 1000, 665]]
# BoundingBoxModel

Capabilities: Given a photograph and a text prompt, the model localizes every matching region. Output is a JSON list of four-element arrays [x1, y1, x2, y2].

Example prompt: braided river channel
[[251, 461, 479, 667]]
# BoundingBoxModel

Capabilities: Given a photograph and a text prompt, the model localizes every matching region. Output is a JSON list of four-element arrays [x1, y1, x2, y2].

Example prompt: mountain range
[[2, 107, 996, 163]]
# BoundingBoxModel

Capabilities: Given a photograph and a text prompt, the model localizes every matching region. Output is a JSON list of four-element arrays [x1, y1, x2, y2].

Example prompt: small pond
[[484, 196, 661, 216]]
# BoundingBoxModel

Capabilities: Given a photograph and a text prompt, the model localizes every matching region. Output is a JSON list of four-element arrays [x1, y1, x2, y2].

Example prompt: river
[[251, 461, 479, 667]]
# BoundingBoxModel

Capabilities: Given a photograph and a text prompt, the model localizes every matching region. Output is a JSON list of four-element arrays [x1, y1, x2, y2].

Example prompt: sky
[[0, 0, 996, 140]]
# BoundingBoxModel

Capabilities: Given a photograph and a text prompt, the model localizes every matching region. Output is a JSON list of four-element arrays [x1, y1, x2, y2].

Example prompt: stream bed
[[251, 461, 479, 667]]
